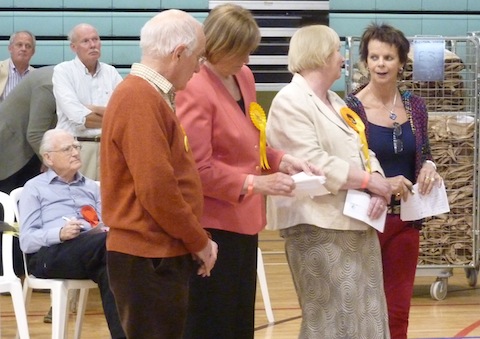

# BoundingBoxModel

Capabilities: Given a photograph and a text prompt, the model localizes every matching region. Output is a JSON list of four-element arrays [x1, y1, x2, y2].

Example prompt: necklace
[[387, 91, 398, 120], [368, 86, 398, 120]]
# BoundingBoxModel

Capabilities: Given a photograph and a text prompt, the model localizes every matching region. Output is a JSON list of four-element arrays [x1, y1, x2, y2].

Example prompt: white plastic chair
[[10, 187, 97, 339], [0, 191, 30, 339], [257, 247, 274, 324]]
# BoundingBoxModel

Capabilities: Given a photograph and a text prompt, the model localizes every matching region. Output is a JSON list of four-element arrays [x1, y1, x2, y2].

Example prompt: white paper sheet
[[291, 172, 329, 197], [343, 189, 387, 232], [400, 181, 450, 221]]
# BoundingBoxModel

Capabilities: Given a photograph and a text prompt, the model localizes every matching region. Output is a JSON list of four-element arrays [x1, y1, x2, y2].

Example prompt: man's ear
[[172, 44, 188, 61], [42, 153, 54, 168]]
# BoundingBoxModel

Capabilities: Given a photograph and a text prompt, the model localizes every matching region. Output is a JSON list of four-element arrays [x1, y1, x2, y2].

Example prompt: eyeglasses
[[392, 122, 403, 154], [48, 143, 83, 155]]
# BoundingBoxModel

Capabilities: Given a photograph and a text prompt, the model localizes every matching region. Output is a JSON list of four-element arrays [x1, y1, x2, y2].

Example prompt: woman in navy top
[[345, 23, 441, 339]]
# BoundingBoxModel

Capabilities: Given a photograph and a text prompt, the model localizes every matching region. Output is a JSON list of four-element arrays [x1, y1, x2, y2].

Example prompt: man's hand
[[59, 218, 84, 242], [194, 239, 218, 277], [86, 104, 106, 116], [84, 105, 107, 128], [84, 112, 103, 129]]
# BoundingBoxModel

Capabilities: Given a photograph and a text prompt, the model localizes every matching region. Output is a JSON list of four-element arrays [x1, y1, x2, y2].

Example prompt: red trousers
[[377, 215, 420, 339]]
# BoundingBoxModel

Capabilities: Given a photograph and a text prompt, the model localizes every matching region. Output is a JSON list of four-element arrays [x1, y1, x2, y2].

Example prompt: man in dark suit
[[0, 66, 56, 195], [0, 66, 56, 278]]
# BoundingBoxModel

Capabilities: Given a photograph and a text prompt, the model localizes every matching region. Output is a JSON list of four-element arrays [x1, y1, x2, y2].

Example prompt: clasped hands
[[194, 239, 218, 278]]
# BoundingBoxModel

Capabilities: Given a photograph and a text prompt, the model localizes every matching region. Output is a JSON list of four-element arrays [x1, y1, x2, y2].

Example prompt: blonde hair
[[288, 25, 340, 74], [204, 4, 260, 64]]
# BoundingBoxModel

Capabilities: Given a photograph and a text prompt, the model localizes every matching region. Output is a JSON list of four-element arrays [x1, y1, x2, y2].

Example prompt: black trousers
[[27, 232, 125, 339], [183, 229, 258, 339], [107, 251, 194, 339]]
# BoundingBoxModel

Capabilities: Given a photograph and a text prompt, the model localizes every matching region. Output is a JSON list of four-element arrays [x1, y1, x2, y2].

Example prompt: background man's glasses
[[393, 122, 403, 154], [48, 143, 82, 155]]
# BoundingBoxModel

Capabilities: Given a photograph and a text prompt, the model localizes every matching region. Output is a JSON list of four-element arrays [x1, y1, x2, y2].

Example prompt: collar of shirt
[[73, 56, 101, 77], [46, 168, 86, 185], [8, 58, 31, 77], [130, 63, 176, 110]]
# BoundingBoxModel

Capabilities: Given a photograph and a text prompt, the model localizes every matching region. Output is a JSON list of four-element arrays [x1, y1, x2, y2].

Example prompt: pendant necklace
[[387, 91, 398, 121], [369, 86, 398, 120]]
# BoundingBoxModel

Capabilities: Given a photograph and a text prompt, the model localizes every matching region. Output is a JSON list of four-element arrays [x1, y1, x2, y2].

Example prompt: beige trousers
[[79, 141, 100, 180]]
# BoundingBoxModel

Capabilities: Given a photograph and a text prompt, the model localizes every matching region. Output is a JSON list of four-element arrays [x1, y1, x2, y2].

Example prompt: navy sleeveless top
[[367, 121, 416, 183]]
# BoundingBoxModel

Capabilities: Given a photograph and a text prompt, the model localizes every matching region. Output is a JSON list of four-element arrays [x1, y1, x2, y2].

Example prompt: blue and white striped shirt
[[0, 59, 32, 101]]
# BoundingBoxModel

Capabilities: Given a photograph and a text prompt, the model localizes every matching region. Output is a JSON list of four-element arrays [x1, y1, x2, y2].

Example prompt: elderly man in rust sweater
[[100, 10, 218, 339]]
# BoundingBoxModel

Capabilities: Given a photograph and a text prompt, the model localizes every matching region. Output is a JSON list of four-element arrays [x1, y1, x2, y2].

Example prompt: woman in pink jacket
[[176, 4, 318, 338]]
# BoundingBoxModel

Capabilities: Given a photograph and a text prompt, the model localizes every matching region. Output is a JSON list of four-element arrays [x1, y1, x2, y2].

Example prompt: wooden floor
[[1, 230, 479, 338]]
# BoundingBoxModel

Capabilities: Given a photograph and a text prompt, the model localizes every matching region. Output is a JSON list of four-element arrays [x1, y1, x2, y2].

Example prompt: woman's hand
[[251, 173, 296, 197], [366, 172, 392, 202], [387, 175, 414, 201], [417, 162, 442, 195], [278, 154, 323, 176], [368, 194, 388, 220]]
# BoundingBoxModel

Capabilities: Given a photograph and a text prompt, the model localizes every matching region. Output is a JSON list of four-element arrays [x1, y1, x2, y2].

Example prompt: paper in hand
[[292, 172, 329, 197], [343, 189, 387, 232], [400, 181, 450, 221]]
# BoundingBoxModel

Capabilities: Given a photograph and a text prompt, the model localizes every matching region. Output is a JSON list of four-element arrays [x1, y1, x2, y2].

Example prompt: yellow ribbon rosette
[[180, 125, 189, 152], [249, 102, 270, 170], [340, 107, 371, 173]]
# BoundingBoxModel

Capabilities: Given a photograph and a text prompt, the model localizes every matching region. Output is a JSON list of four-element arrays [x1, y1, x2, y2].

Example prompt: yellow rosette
[[180, 125, 189, 152], [249, 102, 270, 170], [340, 107, 371, 173]]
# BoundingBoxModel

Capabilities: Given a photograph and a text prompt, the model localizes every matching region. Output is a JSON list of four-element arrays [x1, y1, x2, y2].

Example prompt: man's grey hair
[[9, 30, 36, 49], [39, 129, 71, 156], [140, 9, 201, 58], [68, 23, 98, 43]]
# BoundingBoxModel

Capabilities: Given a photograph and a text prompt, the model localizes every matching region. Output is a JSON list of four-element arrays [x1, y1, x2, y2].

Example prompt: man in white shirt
[[0, 31, 36, 102], [53, 23, 123, 180]]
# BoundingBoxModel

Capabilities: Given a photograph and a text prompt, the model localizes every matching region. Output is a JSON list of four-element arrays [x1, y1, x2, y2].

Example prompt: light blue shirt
[[19, 168, 101, 254]]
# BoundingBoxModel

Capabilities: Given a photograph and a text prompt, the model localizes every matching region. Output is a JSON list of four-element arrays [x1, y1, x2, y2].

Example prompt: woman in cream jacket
[[266, 25, 392, 339]]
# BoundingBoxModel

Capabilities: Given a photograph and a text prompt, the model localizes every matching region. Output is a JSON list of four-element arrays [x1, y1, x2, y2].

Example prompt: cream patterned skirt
[[280, 224, 390, 339]]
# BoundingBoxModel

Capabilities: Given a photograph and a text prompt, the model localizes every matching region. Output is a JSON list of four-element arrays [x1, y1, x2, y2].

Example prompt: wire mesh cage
[[345, 35, 480, 299]]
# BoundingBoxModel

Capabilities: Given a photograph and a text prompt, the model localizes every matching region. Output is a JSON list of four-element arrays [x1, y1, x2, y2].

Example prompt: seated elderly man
[[19, 128, 125, 339]]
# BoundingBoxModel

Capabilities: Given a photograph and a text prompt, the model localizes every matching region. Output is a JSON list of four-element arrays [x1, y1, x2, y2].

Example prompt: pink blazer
[[176, 65, 283, 235]]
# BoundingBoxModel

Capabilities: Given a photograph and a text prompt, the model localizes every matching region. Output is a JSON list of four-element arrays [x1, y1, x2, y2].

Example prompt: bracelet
[[360, 171, 370, 189], [247, 174, 254, 195], [425, 160, 437, 171]]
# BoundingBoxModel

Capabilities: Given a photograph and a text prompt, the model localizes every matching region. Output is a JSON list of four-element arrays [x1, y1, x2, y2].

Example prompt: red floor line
[[454, 319, 480, 337]]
